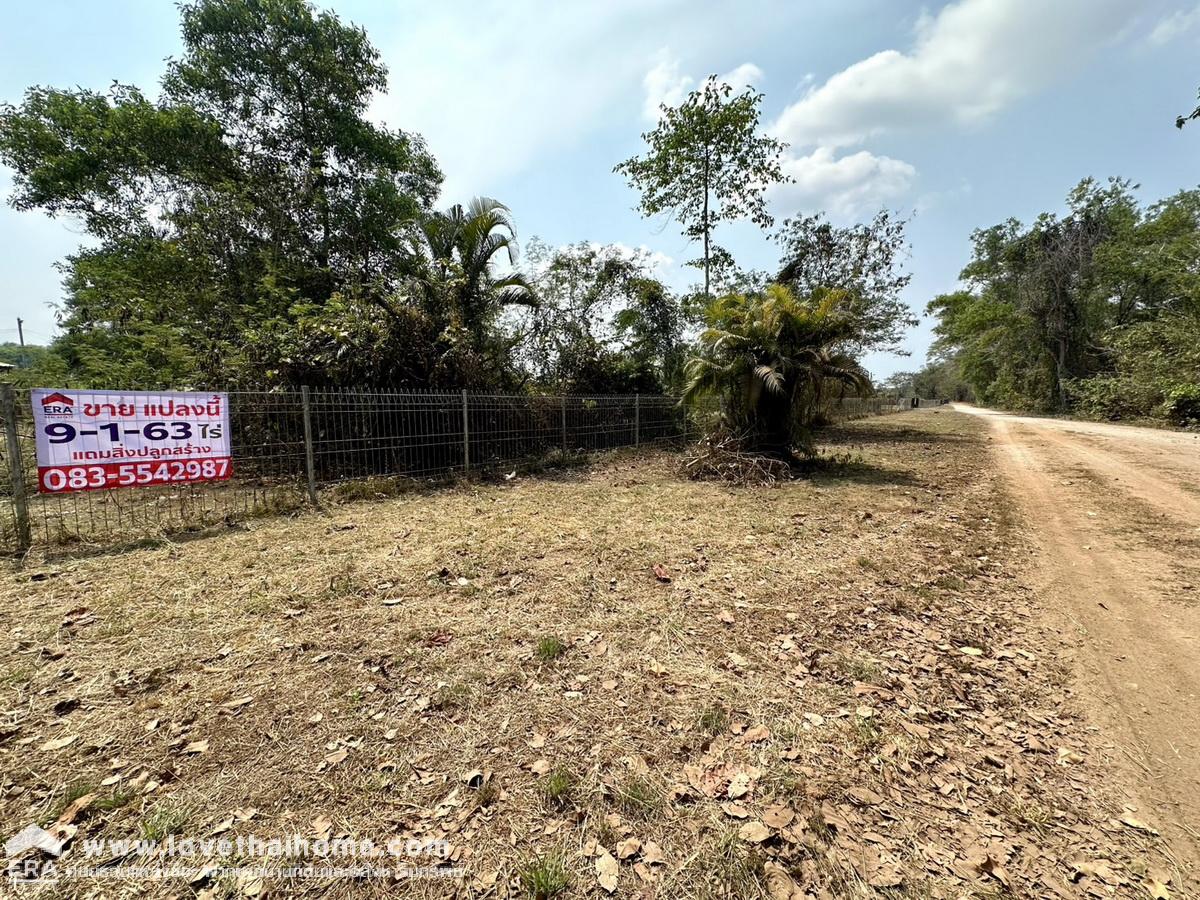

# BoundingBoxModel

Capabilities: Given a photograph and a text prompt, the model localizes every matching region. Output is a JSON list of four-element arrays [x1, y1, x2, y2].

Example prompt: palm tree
[[413, 197, 535, 347], [683, 283, 872, 459]]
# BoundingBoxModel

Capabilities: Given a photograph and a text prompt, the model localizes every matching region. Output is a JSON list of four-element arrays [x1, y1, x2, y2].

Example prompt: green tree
[[614, 79, 789, 298], [0, 342, 61, 380], [413, 198, 534, 347], [518, 240, 676, 393], [0, 0, 441, 386], [684, 284, 871, 458], [881, 359, 972, 402], [927, 178, 1200, 420], [1176, 85, 1199, 129], [775, 209, 915, 354], [613, 276, 688, 392]]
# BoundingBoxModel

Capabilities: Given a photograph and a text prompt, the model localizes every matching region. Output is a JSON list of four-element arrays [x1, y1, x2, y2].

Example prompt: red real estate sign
[[30, 389, 233, 493]]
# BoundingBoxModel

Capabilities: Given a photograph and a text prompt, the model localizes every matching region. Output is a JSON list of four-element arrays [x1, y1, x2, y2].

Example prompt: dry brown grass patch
[[0, 411, 1185, 898]]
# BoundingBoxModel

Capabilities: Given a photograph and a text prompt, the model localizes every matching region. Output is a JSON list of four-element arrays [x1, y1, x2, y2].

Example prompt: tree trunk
[[752, 391, 797, 462], [1055, 337, 1068, 410], [702, 147, 711, 299]]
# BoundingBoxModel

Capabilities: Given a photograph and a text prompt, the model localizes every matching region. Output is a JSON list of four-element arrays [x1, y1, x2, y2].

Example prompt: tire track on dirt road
[[958, 405, 1200, 871]]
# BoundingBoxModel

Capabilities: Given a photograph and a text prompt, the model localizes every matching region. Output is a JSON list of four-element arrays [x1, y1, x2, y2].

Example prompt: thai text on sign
[[31, 389, 232, 493]]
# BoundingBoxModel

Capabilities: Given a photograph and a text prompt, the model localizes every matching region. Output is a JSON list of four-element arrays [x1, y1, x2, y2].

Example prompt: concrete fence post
[[1, 384, 31, 552], [561, 395, 567, 454], [634, 393, 640, 447], [300, 385, 319, 507], [462, 389, 470, 472]]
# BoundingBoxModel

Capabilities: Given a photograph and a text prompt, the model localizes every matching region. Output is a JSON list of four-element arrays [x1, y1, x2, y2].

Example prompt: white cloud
[[369, 0, 693, 201], [643, 52, 693, 120], [602, 241, 675, 278], [719, 62, 764, 92], [759, 0, 1156, 219], [770, 147, 917, 219], [641, 52, 763, 120], [773, 0, 1138, 149], [1147, 4, 1200, 44]]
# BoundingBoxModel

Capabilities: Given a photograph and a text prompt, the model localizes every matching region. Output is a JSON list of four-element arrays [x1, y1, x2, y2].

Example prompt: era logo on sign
[[40, 392, 74, 417]]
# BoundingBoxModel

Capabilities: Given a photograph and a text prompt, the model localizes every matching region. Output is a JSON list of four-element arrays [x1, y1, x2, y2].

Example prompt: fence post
[[681, 399, 688, 443], [462, 389, 470, 472], [300, 385, 319, 507], [1, 384, 31, 552], [560, 395, 567, 454], [634, 393, 640, 446]]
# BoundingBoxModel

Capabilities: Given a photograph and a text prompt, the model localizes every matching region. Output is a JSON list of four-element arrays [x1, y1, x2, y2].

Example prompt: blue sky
[[1, 0, 1199, 378]]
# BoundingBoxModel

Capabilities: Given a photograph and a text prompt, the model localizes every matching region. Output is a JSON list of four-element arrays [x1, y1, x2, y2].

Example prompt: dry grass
[[0, 410, 1183, 898]]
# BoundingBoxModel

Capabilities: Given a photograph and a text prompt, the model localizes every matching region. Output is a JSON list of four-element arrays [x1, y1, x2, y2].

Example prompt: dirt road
[[958, 405, 1200, 866]]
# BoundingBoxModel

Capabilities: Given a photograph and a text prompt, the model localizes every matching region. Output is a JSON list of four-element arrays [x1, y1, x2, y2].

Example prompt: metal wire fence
[[0, 386, 904, 553]]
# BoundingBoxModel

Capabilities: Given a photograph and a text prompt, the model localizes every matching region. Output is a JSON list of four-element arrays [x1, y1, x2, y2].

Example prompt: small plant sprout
[[540, 767, 576, 808], [138, 802, 190, 841], [519, 853, 571, 899], [697, 703, 730, 736], [535, 635, 568, 662]]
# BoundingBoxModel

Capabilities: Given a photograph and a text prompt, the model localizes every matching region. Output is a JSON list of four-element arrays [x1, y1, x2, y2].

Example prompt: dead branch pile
[[680, 430, 795, 484]]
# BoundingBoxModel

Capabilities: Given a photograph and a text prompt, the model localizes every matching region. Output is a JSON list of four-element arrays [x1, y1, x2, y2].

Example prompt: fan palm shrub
[[683, 284, 872, 459]]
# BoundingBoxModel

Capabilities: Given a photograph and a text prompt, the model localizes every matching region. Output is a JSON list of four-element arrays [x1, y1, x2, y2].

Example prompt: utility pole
[[15, 318, 26, 369]]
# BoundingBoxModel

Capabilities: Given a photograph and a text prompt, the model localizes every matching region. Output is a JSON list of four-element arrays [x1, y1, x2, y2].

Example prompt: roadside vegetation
[[913, 179, 1200, 427], [0, 0, 914, 464]]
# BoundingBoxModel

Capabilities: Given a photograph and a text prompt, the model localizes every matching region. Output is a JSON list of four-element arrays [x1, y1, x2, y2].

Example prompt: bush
[[1163, 384, 1200, 426], [1066, 375, 1159, 422]]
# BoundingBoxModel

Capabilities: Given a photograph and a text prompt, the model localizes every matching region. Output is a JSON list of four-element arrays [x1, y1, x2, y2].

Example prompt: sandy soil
[[958, 405, 1200, 867]]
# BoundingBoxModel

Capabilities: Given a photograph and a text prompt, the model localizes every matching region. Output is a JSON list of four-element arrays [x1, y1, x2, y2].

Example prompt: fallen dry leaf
[[596, 847, 619, 893], [237, 873, 265, 898], [763, 804, 795, 829], [183, 740, 210, 754], [1118, 814, 1159, 835], [727, 771, 753, 799], [764, 860, 800, 899], [738, 821, 771, 843], [39, 734, 78, 752], [616, 837, 641, 860], [742, 724, 771, 743], [56, 792, 95, 826], [847, 787, 884, 806], [311, 816, 333, 840]]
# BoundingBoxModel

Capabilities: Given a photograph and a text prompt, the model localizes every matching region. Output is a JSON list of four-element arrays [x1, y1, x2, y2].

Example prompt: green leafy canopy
[[614, 78, 790, 297]]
